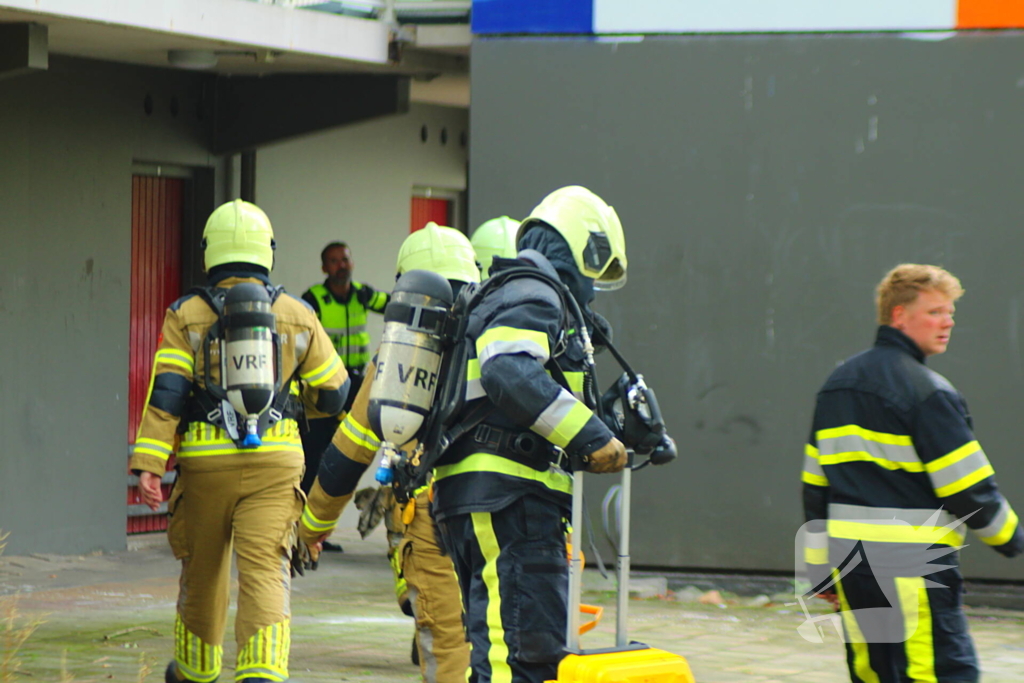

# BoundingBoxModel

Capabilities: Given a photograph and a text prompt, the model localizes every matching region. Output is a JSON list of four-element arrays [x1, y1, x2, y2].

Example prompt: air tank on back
[[368, 270, 453, 482], [221, 282, 278, 447]]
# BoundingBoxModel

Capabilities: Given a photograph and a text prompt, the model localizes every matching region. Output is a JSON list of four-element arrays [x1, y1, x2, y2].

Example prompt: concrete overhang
[[0, 0, 468, 77]]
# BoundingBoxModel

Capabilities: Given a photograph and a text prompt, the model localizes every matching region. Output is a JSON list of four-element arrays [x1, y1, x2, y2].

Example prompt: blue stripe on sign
[[472, 0, 593, 35]]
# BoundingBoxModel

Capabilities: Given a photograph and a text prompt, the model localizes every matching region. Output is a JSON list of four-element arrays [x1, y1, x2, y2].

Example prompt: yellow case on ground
[[548, 645, 695, 683]]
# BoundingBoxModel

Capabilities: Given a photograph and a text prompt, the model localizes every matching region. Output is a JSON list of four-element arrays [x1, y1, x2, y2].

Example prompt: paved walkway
[[2, 530, 1023, 682]]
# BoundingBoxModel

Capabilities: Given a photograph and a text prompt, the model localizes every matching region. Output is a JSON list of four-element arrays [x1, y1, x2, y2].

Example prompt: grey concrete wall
[[469, 34, 1024, 580], [0, 57, 219, 555], [258, 103, 469, 526]]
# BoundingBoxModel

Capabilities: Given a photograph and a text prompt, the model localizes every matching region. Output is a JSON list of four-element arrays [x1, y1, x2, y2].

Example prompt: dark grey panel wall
[[469, 35, 1024, 580], [0, 57, 217, 555]]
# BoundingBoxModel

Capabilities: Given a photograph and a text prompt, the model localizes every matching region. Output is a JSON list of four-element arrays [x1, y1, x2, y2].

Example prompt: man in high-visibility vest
[[299, 242, 390, 531]]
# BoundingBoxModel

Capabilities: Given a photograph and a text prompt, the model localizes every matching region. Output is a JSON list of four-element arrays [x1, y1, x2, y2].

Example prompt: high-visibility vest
[[307, 282, 388, 371]]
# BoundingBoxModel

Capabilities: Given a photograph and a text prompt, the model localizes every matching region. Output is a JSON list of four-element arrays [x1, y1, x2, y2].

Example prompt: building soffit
[[0, 0, 469, 149], [0, 0, 469, 78]]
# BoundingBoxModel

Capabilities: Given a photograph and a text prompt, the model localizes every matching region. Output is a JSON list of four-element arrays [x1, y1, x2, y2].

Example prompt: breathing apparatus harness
[[369, 252, 675, 503], [186, 282, 301, 449]]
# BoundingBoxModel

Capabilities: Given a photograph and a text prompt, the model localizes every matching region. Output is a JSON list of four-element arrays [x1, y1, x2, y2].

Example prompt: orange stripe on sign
[[958, 0, 1024, 28]]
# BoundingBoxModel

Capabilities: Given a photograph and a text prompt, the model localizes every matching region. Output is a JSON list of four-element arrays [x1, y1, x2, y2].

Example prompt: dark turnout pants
[[440, 495, 568, 683], [300, 370, 362, 493], [835, 567, 978, 683]]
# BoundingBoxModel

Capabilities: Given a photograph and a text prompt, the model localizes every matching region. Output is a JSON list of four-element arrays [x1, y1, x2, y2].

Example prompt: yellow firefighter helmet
[[518, 186, 627, 290], [471, 216, 520, 278], [202, 199, 275, 271], [397, 222, 480, 284]]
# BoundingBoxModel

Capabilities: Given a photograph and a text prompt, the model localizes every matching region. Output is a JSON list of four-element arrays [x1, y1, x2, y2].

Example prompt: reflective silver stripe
[[302, 355, 341, 386], [927, 446, 991, 491], [803, 451, 825, 478], [235, 668, 285, 682], [188, 330, 202, 355], [975, 499, 1012, 539], [324, 325, 367, 336], [132, 439, 173, 456], [478, 339, 550, 366], [465, 377, 486, 401], [531, 388, 579, 441], [294, 330, 310, 360], [805, 531, 828, 550], [828, 503, 956, 527], [818, 433, 920, 465], [178, 439, 302, 454]]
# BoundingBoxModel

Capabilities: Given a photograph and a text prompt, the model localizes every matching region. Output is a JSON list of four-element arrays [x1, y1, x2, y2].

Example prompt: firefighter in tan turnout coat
[[299, 223, 477, 683], [130, 199, 350, 683]]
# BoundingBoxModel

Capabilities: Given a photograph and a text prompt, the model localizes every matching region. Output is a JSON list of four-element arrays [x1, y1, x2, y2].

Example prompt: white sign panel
[[593, 0, 957, 34]]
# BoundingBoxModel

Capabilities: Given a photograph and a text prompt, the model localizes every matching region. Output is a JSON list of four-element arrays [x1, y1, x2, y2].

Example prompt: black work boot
[[164, 661, 182, 683]]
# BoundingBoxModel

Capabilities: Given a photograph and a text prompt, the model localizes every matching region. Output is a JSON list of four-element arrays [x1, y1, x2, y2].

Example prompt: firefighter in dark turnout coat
[[433, 186, 629, 683], [802, 264, 1024, 683]]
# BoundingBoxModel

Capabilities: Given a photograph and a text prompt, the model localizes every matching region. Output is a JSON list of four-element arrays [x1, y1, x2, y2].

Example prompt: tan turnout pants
[[167, 461, 304, 683], [391, 488, 470, 683]]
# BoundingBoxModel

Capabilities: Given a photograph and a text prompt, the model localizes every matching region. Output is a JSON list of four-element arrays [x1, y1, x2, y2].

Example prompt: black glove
[[648, 434, 678, 466], [356, 285, 374, 306], [290, 535, 319, 578], [589, 311, 613, 355]]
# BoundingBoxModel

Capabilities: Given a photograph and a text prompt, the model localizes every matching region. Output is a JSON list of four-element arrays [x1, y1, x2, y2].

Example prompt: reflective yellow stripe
[[802, 442, 828, 486], [978, 504, 1019, 547], [835, 574, 880, 682], [133, 446, 171, 461], [925, 440, 980, 473], [818, 451, 924, 472], [133, 437, 172, 460], [549, 402, 592, 448], [828, 520, 964, 547], [476, 326, 550, 365], [156, 349, 195, 373], [532, 389, 594, 449], [339, 415, 379, 451], [471, 512, 512, 683], [435, 453, 572, 495], [563, 371, 585, 396], [802, 471, 829, 487], [934, 464, 994, 498], [174, 614, 222, 683], [237, 620, 290, 681], [926, 440, 995, 497], [817, 425, 912, 446], [467, 358, 481, 380], [301, 354, 342, 387], [804, 546, 829, 565], [178, 439, 303, 457], [895, 577, 936, 683], [301, 505, 336, 533], [136, 437, 172, 453]]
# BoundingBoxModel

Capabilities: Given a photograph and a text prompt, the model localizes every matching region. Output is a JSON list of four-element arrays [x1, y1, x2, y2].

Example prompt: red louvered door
[[127, 176, 184, 534], [411, 196, 452, 233]]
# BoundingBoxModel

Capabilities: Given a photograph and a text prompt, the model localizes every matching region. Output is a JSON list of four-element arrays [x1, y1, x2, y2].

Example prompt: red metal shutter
[[410, 196, 451, 233], [127, 176, 184, 534]]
